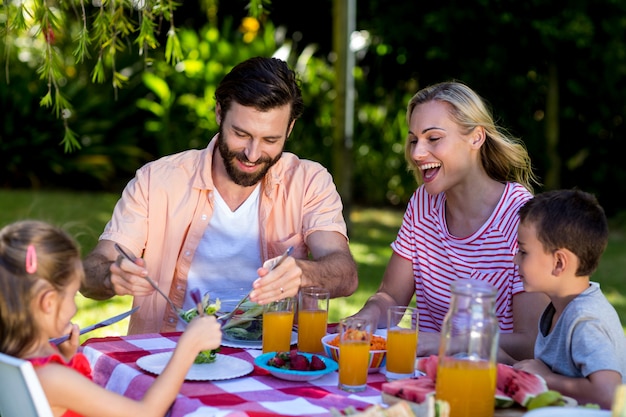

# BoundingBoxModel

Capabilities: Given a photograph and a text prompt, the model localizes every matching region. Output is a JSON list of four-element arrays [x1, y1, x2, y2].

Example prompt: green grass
[[0, 190, 133, 340], [2, 189, 625, 341]]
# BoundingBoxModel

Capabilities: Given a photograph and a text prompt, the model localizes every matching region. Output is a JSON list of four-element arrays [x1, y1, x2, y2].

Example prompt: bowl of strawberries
[[254, 350, 338, 382]]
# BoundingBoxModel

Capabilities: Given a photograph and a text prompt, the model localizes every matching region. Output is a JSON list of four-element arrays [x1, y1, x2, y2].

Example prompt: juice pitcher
[[435, 279, 500, 417]]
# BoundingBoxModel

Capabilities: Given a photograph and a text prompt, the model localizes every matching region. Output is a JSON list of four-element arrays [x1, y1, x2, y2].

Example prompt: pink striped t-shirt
[[391, 182, 532, 333]]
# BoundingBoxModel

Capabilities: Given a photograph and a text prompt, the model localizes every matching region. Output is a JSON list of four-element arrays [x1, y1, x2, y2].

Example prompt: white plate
[[522, 407, 610, 417], [221, 331, 298, 349], [136, 352, 253, 381]]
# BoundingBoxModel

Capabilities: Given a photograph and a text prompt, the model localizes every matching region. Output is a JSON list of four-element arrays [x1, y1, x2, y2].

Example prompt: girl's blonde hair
[[405, 81, 540, 193], [0, 220, 83, 357]]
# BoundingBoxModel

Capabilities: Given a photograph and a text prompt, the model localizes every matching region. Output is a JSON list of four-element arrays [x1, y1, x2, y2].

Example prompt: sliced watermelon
[[494, 392, 515, 408], [384, 355, 548, 409], [400, 355, 548, 408], [416, 355, 439, 381], [497, 364, 548, 407], [381, 376, 436, 404]]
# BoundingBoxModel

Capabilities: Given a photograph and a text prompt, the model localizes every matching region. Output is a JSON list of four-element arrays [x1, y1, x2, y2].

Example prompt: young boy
[[512, 189, 626, 409]]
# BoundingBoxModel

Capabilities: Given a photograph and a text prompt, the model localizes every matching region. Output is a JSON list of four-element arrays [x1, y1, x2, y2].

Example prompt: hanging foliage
[[0, 0, 270, 151]]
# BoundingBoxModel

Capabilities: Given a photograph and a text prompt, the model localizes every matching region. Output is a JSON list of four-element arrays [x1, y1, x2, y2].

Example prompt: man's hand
[[82, 240, 154, 299], [250, 255, 302, 304], [109, 247, 156, 297]]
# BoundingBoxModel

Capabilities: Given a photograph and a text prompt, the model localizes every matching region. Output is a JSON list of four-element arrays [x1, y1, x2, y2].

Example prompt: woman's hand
[[416, 331, 441, 357]]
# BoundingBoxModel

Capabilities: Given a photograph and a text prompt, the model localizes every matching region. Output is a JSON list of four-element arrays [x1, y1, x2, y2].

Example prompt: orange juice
[[435, 357, 496, 417], [386, 327, 418, 374], [262, 310, 294, 353], [338, 341, 370, 390], [297, 309, 328, 353]]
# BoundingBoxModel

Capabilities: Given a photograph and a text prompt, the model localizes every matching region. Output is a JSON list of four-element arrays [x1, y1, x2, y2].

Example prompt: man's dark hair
[[215, 57, 304, 125]]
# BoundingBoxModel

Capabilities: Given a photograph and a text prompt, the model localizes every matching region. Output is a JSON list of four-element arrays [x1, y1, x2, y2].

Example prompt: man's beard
[[217, 129, 283, 187]]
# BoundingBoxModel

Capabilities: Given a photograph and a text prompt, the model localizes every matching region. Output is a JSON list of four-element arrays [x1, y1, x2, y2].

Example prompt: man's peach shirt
[[100, 136, 347, 333]]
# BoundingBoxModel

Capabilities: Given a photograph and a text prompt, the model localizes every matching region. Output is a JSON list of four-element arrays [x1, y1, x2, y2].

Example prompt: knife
[[50, 306, 140, 345]]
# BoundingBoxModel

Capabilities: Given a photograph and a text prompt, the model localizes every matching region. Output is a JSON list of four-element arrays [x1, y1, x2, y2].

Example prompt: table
[[82, 332, 529, 417], [82, 332, 387, 417]]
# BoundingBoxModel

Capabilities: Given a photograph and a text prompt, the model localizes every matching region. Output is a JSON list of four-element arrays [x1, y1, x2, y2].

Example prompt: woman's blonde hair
[[405, 81, 540, 193], [0, 220, 83, 357]]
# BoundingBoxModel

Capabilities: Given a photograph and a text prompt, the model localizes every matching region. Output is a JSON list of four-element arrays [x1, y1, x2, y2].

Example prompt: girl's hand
[[180, 315, 222, 353], [57, 323, 80, 360]]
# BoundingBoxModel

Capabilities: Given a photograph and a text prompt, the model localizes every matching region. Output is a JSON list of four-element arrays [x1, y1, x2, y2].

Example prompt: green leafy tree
[[3, 0, 626, 214], [0, 0, 270, 151], [356, 0, 626, 212]]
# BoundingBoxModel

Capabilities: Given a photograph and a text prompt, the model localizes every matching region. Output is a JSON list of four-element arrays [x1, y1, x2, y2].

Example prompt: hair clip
[[26, 244, 37, 274]]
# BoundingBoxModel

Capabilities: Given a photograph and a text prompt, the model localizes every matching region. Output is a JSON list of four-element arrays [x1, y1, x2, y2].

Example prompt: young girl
[[353, 81, 549, 363], [0, 220, 222, 417]]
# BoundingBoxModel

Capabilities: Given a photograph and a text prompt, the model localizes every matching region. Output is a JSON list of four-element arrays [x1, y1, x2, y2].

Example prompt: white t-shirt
[[179, 185, 262, 326]]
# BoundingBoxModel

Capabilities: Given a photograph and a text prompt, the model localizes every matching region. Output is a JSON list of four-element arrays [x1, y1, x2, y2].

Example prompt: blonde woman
[[354, 81, 547, 364]]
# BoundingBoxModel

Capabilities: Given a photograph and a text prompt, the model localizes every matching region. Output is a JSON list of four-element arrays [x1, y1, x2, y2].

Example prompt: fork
[[216, 246, 294, 322], [114, 243, 184, 317], [190, 288, 204, 317]]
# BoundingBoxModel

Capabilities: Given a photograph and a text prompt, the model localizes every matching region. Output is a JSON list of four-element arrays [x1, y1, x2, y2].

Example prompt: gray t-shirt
[[535, 283, 626, 381]]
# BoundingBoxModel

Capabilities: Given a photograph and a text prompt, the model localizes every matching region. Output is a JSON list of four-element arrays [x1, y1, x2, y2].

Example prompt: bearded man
[[82, 57, 358, 334]]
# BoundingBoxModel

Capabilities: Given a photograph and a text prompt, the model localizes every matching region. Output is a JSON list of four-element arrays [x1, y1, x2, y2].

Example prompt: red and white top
[[391, 182, 532, 333]]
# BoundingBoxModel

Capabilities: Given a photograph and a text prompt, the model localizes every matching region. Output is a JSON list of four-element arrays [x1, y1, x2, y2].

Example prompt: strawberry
[[267, 356, 286, 368], [309, 355, 326, 371], [289, 354, 310, 371]]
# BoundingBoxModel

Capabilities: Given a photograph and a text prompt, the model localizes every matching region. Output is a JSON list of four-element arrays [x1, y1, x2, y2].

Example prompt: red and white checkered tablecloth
[[81, 332, 387, 417]]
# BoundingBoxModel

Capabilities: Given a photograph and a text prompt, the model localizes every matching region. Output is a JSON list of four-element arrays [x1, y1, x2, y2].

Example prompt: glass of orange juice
[[386, 306, 418, 381], [297, 287, 330, 354], [262, 297, 296, 353], [338, 317, 373, 392]]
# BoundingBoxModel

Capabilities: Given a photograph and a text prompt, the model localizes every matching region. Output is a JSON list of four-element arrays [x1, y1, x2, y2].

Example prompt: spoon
[[114, 243, 184, 317]]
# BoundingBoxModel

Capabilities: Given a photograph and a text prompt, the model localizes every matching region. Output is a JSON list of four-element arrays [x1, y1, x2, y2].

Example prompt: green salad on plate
[[179, 295, 221, 364]]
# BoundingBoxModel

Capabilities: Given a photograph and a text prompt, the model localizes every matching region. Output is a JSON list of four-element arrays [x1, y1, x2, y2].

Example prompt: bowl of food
[[321, 332, 387, 373], [221, 301, 264, 342], [254, 350, 338, 382]]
